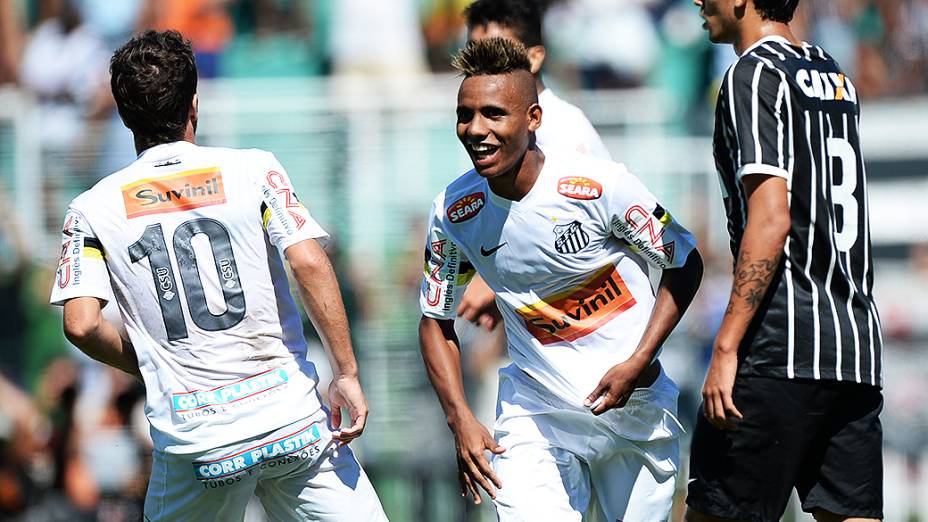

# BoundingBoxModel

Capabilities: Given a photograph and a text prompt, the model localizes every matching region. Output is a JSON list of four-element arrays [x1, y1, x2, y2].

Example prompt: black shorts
[[686, 375, 883, 521]]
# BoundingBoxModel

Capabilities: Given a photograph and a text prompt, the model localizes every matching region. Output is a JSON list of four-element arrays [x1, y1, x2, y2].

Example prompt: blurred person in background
[[687, 0, 884, 521], [421, 0, 471, 71], [879, 242, 928, 521], [18, 0, 112, 231], [140, 0, 233, 79], [543, 0, 662, 90], [419, 37, 702, 520], [0, 0, 23, 85], [50, 30, 385, 521], [222, 0, 328, 77], [329, 0, 426, 75], [457, 0, 612, 331], [0, 182, 30, 383]]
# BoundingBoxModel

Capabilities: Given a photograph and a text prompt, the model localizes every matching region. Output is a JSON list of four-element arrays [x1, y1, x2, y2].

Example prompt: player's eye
[[482, 107, 506, 119], [456, 108, 474, 124]]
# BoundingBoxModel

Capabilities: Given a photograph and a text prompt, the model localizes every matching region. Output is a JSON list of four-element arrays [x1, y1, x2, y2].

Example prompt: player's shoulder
[[539, 88, 593, 128], [544, 148, 630, 200], [431, 169, 485, 222], [727, 38, 808, 86], [69, 160, 139, 212]]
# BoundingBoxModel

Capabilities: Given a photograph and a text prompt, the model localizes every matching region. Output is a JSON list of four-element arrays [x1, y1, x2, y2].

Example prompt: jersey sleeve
[[256, 152, 330, 252], [607, 165, 697, 270], [49, 205, 112, 306], [727, 59, 792, 180], [419, 199, 476, 319]]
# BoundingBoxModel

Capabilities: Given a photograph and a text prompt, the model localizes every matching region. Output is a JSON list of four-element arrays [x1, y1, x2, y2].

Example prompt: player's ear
[[189, 94, 199, 131], [527, 45, 546, 75], [527, 102, 542, 132]]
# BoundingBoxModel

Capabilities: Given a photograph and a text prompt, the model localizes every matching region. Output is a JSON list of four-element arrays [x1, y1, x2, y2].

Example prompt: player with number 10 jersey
[[52, 143, 329, 453], [50, 30, 384, 521]]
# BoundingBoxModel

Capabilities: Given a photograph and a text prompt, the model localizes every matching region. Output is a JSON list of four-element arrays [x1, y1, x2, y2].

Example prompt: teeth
[[472, 144, 495, 153]]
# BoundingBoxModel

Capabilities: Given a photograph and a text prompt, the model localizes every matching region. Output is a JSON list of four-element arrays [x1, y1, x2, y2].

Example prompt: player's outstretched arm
[[63, 296, 141, 380], [703, 174, 790, 429], [585, 248, 704, 415], [419, 316, 505, 504], [285, 238, 367, 444]]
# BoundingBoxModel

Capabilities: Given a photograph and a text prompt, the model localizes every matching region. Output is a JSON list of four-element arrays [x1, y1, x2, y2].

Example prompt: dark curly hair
[[110, 30, 198, 147], [463, 0, 544, 47], [754, 0, 800, 23]]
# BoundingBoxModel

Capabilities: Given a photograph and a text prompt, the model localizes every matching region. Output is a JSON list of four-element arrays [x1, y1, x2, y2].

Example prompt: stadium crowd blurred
[[1, 0, 927, 521]]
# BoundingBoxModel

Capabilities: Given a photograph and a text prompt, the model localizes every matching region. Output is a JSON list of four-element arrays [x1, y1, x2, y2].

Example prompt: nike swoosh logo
[[480, 242, 508, 256]]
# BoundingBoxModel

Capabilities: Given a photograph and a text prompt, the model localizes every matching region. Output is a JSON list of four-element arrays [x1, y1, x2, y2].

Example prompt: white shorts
[[143, 408, 386, 521], [491, 364, 683, 522]]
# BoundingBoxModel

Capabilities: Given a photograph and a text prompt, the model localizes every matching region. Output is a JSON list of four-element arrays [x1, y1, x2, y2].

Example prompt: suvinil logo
[[558, 176, 602, 200], [516, 264, 636, 345], [447, 192, 485, 223], [122, 168, 226, 219]]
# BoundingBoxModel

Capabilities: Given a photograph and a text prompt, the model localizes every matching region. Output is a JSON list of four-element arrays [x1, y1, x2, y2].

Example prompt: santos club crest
[[554, 221, 590, 254]]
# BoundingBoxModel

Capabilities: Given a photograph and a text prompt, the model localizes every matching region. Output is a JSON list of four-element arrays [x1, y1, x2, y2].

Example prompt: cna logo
[[122, 168, 226, 219], [446, 192, 485, 223], [557, 176, 602, 200], [613, 204, 676, 269], [516, 264, 636, 345], [265, 170, 307, 231]]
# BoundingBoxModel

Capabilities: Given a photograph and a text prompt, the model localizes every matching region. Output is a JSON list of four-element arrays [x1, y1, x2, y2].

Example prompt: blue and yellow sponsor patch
[[172, 368, 289, 413], [193, 422, 323, 480]]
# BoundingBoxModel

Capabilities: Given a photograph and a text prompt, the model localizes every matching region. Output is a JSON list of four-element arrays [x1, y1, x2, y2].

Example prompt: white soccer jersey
[[420, 149, 696, 406], [536, 88, 611, 160], [51, 141, 328, 454]]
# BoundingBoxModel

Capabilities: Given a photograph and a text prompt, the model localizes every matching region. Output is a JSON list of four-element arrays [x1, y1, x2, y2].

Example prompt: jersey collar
[[137, 140, 198, 161], [486, 148, 550, 213], [740, 35, 798, 57]]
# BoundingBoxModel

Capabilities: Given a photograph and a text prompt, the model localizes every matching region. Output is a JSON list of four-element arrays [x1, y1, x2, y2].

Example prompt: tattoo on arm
[[725, 249, 781, 315]]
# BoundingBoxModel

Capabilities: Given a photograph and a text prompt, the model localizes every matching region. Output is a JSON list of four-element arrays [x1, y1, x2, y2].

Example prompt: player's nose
[[466, 115, 490, 139]]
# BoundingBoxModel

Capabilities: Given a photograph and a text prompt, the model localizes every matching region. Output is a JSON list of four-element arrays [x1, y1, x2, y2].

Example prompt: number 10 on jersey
[[129, 218, 245, 341]]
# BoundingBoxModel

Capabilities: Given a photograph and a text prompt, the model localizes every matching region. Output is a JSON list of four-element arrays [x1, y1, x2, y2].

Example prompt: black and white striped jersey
[[714, 35, 882, 386]]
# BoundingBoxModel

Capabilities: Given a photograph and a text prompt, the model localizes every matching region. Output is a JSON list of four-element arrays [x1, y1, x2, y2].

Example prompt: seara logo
[[446, 192, 486, 223], [122, 168, 226, 219], [558, 176, 602, 200], [516, 264, 636, 345]]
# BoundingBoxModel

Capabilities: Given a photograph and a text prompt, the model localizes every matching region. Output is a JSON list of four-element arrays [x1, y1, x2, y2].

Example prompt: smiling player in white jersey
[[50, 30, 386, 521], [458, 0, 612, 326], [418, 38, 704, 521]]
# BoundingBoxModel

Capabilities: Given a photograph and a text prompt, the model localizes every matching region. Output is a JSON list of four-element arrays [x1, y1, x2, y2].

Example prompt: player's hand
[[457, 276, 502, 330], [449, 413, 505, 505], [328, 375, 368, 445], [701, 347, 743, 430], [584, 358, 646, 415]]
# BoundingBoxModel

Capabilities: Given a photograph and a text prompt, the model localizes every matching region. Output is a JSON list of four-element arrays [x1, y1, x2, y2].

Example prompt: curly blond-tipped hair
[[452, 37, 532, 77]]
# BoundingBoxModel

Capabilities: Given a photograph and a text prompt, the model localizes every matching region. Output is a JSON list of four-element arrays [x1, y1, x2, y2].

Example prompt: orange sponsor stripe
[[122, 168, 226, 219], [517, 264, 636, 345]]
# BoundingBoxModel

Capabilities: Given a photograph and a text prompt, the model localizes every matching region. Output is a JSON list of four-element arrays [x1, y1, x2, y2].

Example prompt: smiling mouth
[[468, 143, 500, 166]]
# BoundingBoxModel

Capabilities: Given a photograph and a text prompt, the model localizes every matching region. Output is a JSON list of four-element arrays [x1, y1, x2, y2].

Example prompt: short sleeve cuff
[[276, 221, 330, 253], [737, 163, 789, 180]]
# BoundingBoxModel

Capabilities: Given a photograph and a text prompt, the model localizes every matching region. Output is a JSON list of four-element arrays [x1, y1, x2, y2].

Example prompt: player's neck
[[535, 76, 545, 95], [133, 127, 197, 156], [734, 21, 800, 55], [488, 147, 545, 201]]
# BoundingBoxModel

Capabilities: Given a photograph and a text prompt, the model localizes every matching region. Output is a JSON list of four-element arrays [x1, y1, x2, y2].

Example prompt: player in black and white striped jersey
[[686, 1, 884, 521]]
